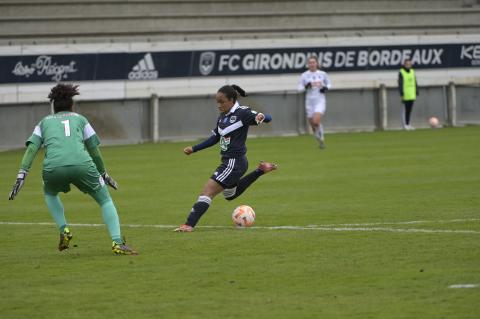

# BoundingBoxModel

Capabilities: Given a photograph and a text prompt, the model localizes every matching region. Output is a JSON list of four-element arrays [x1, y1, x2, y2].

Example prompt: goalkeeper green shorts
[[42, 164, 110, 203]]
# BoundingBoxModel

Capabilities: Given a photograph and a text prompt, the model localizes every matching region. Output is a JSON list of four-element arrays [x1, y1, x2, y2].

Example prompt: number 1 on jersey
[[61, 120, 71, 137]]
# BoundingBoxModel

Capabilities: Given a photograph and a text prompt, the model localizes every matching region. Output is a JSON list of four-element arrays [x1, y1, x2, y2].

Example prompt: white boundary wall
[[1, 34, 480, 104]]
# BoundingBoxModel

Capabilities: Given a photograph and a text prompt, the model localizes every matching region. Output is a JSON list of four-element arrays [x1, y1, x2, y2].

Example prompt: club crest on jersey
[[220, 136, 231, 151], [199, 52, 215, 76], [229, 116, 237, 123]]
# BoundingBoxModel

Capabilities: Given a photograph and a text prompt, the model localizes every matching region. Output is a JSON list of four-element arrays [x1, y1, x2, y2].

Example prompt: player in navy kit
[[175, 85, 277, 232]]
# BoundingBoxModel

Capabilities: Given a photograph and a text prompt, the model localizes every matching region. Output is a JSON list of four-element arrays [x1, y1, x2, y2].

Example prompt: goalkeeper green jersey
[[27, 111, 100, 171]]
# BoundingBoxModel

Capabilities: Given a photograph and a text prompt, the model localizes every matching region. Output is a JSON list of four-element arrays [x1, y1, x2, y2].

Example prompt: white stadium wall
[[1, 34, 480, 149]]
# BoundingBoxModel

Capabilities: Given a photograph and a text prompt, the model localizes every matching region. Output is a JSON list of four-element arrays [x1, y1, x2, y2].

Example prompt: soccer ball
[[232, 205, 256, 227], [429, 116, 440, 128]]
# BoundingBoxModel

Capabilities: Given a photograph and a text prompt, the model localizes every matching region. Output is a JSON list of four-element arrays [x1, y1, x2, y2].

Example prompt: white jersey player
[[297, 56, 331, 149]]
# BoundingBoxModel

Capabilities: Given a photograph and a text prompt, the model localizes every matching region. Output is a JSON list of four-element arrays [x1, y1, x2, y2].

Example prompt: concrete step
[[1, 3, 479, 45], [0, 0, 472, 17], [1, 9, 479, 35], [2, 27, 480, 45]]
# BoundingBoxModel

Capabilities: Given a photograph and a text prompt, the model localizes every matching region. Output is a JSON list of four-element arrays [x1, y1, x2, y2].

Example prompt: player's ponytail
[[48, 83, 79, 113], [231, 84, 247, 97], [218, 84, 248, 102]]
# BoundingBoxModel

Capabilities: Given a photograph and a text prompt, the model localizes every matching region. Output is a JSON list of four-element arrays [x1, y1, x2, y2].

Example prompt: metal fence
[[1, 83, 479, 150]]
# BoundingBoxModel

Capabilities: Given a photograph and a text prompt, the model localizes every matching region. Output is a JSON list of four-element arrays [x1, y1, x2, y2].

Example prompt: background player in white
[[297, 56, 332, 149]]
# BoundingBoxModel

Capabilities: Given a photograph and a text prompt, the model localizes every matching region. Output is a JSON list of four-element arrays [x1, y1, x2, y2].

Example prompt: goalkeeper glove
[[320, 87, 328, 93], [8, 169, 28, 200], [102, 172, 118, 190], [305, 82, 312, 89]]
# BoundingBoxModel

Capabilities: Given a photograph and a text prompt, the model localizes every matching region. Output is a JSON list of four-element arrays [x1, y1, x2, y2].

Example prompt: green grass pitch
[[1, 127, 479, 319]]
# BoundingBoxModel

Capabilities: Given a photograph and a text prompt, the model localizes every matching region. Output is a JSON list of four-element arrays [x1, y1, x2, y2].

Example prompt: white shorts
[[305, 96, 326, 118]]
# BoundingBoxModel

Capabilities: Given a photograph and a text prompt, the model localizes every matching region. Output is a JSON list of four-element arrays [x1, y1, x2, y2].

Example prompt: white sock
[[316, 124, 324, 141], [313, 126, 320, 141]]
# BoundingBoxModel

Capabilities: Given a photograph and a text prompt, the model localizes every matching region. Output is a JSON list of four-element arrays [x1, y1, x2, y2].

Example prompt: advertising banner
[[1, 43, 479, 84]]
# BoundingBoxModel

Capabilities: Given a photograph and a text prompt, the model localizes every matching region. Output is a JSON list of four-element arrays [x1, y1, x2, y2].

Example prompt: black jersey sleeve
[[241, 107, 259, 126], [398, 71, 403, 96], [192, 133, 220, 152]]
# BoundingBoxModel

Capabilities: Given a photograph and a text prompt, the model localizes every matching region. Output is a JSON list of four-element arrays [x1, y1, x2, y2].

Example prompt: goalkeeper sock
[[186, 196, 211, 227], [100, 200, 122, 244], [44, 193, 67, 233], [224, 170, 263, 200]]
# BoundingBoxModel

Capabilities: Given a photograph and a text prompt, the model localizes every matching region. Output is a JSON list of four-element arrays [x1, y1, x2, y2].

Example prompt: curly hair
[[48, 83, 79, 113]]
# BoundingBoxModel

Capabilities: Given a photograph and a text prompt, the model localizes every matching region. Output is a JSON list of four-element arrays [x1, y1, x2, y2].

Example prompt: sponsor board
[[0, 43, 478, 84], [11, 55, 78, 81]]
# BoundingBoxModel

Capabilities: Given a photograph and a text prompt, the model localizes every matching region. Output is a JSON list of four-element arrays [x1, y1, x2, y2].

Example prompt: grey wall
[[0, 99, 149, 150], [324, 89, 378, 132], [457, 85, 480, 125], [76, 99, 150, 144], [0, 103, 50, 150], [387, 86, 448, 129], [1, 85, 479, 150], [156, 92, 303, 141]]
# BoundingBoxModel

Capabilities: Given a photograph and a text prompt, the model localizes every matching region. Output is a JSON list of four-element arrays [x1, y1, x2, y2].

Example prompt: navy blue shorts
[[211, 156, 248, 188]]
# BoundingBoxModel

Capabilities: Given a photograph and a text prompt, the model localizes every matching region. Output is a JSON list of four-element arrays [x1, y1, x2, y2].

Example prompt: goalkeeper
[[8, 83, 137, 255]]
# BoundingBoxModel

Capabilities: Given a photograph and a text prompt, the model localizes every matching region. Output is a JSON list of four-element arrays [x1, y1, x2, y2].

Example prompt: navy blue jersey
[[213, 102, 258, 158]]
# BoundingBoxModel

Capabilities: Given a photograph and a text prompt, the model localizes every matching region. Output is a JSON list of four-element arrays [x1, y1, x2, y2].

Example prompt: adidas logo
[[128, 53, 158, 80]]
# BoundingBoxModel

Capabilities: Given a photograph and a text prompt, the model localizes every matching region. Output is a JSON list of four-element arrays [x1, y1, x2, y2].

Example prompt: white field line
[[1, 219, 480, 234], [261, 226, 480, 234], [306, 218, 480, 227], [448, 284, 479, 289]]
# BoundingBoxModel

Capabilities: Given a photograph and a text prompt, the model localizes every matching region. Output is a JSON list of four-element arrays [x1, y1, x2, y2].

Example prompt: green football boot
[[112, 240, 138, 255], [58, 227, 73, 251]]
